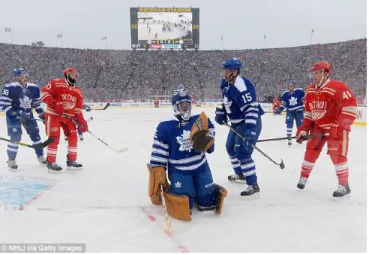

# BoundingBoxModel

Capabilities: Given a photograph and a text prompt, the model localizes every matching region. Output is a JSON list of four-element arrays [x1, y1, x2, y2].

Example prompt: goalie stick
[[146, 164, 172, 233], [223, 122, 285, 169], [0, 136, 54, 149]]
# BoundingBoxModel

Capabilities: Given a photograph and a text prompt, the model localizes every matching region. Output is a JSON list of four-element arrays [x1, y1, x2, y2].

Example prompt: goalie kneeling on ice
[[147, 109, 227, 221], [147, 164, 227, 221]]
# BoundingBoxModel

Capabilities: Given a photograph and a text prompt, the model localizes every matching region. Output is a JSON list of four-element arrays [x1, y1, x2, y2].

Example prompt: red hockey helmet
[[311, 61, 331, 73], [63, 67, 77, 77]]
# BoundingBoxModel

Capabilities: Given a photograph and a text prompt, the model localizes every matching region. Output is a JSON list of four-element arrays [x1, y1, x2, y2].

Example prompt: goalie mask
[[172, 85, 192, 121]]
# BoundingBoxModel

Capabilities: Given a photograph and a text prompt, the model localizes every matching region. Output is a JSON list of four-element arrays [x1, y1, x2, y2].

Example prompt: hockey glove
[[191, 130, 214, 153], [296, 125, 310, 143], [6, 109, 27, 120], [38, 112, 45, 124], [215, 105, 227, 125], [274, 107, 282, 115], [242, 128, 257, 153], [75, 112, 88, 133], [54, 101, 64, 115], [329, 122, 349, 139]]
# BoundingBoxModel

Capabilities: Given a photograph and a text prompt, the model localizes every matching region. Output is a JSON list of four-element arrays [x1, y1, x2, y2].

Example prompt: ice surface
[[0, 108, 366, 253]]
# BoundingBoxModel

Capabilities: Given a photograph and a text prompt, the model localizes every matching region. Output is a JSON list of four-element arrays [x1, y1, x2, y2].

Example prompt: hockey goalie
[[147, 85, 227, 221]]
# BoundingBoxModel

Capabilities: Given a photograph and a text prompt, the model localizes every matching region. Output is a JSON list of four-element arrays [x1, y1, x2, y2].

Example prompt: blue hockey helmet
[[221, 58, 242, 70], [172, 85, 192, 121], [13, 68, 27, 77], [289, 80, 296, 85]]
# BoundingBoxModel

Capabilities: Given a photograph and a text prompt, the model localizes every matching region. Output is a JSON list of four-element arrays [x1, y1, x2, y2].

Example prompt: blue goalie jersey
[[221, 77, 264, 126], [150, 114, 215, 173], [0, 82, 43, 115], [279, 88, 305, 112]]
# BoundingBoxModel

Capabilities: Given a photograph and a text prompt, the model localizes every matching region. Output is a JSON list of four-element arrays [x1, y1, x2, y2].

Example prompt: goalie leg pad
[[214, 184, 227, 215], [147, 164, 168, 205], [164, 191, 192, 221]]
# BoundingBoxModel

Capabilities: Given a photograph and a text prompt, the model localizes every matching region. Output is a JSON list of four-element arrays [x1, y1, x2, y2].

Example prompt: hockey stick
[[223, 122, 285, 169], [160, 184, 171, 234], [0, 136, 54, 149], [257, 133, 329, 143], [94, 102, 110, 111], [146, 164, 171, 233], [63, 114, 129, 153]]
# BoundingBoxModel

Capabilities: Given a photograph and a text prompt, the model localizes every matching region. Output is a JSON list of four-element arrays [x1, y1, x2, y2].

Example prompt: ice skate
[[297, 177, 308, 189], [67, 159, 83, 170], [7, 159, 19, 172], [47, 161, 63, 173], [228, 174, 246, 183], [37, 156, 48, 165], [333, 184, 351, 198], [240, 183, 260, 198]]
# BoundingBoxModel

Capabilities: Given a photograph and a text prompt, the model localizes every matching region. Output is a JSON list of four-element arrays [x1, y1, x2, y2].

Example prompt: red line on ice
[[139, 206, 189, 253]]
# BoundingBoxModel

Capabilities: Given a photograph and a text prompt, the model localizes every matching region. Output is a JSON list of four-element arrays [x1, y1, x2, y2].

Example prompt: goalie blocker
[[147, 164, 227, 221]]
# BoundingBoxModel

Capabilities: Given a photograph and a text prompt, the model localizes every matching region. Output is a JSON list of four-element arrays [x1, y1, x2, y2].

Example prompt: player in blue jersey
[[0, 68, 47, 171], [215, 58, 264, 197], [147, 85, 227, 221], [274, 80, 305, 145]]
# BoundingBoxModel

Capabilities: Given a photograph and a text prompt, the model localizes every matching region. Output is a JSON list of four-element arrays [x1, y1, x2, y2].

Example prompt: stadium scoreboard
[[130, 7, 200, 49]]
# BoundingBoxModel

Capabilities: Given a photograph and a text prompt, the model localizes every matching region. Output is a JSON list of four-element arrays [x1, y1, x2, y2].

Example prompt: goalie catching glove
[[190, 112, 214, 153]]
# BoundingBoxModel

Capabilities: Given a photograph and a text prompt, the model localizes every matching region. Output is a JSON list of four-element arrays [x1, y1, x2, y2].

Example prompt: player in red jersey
[[272, 96, 281, 113], [41, 68, 89, 173], [154, 98, 159, 108], [296, 61, 357, 197]]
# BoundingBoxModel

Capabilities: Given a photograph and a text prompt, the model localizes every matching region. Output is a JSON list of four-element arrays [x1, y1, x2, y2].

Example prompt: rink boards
[[0, 103, 367, 126]]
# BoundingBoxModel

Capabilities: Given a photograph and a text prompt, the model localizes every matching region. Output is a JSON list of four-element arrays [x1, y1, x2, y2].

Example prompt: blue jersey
[[150, 114, 215, 173], [0, 82, 44, 115], [279, 88, 305, 112], [221, 76, 264, 127]]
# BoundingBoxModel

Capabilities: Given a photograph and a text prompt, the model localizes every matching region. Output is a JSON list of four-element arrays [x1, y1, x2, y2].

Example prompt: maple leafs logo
[[289, 97, 298, 106], [20, 96, 31, 109], [176, 130, 192, 152]]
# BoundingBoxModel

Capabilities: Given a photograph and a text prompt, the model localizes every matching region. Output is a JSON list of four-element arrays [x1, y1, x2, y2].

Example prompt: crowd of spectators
[[0, 39, 366, 103]]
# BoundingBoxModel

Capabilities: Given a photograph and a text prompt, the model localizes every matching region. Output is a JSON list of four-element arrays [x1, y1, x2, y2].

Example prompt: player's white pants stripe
[[302, 160, 315, 168], [244, 170, 256, 177], [335, 162, 349, 173], [33, 140, 42, 145], [47, 148, 57, 155], [68, 147, 78, 153], [240, 158, 256, 177], [230, 156, 241, 170], [241, 162, 255, 170]]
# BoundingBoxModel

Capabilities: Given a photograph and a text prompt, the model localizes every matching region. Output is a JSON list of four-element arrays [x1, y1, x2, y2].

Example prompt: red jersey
[[154, 98, 159, 105], [303, 79, 357, 131], [41, 78, 84, 117], [273, 99, 281, 107]]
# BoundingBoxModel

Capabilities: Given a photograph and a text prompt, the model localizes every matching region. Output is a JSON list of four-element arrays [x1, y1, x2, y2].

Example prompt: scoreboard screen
[[130, 7, 200, 49]]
